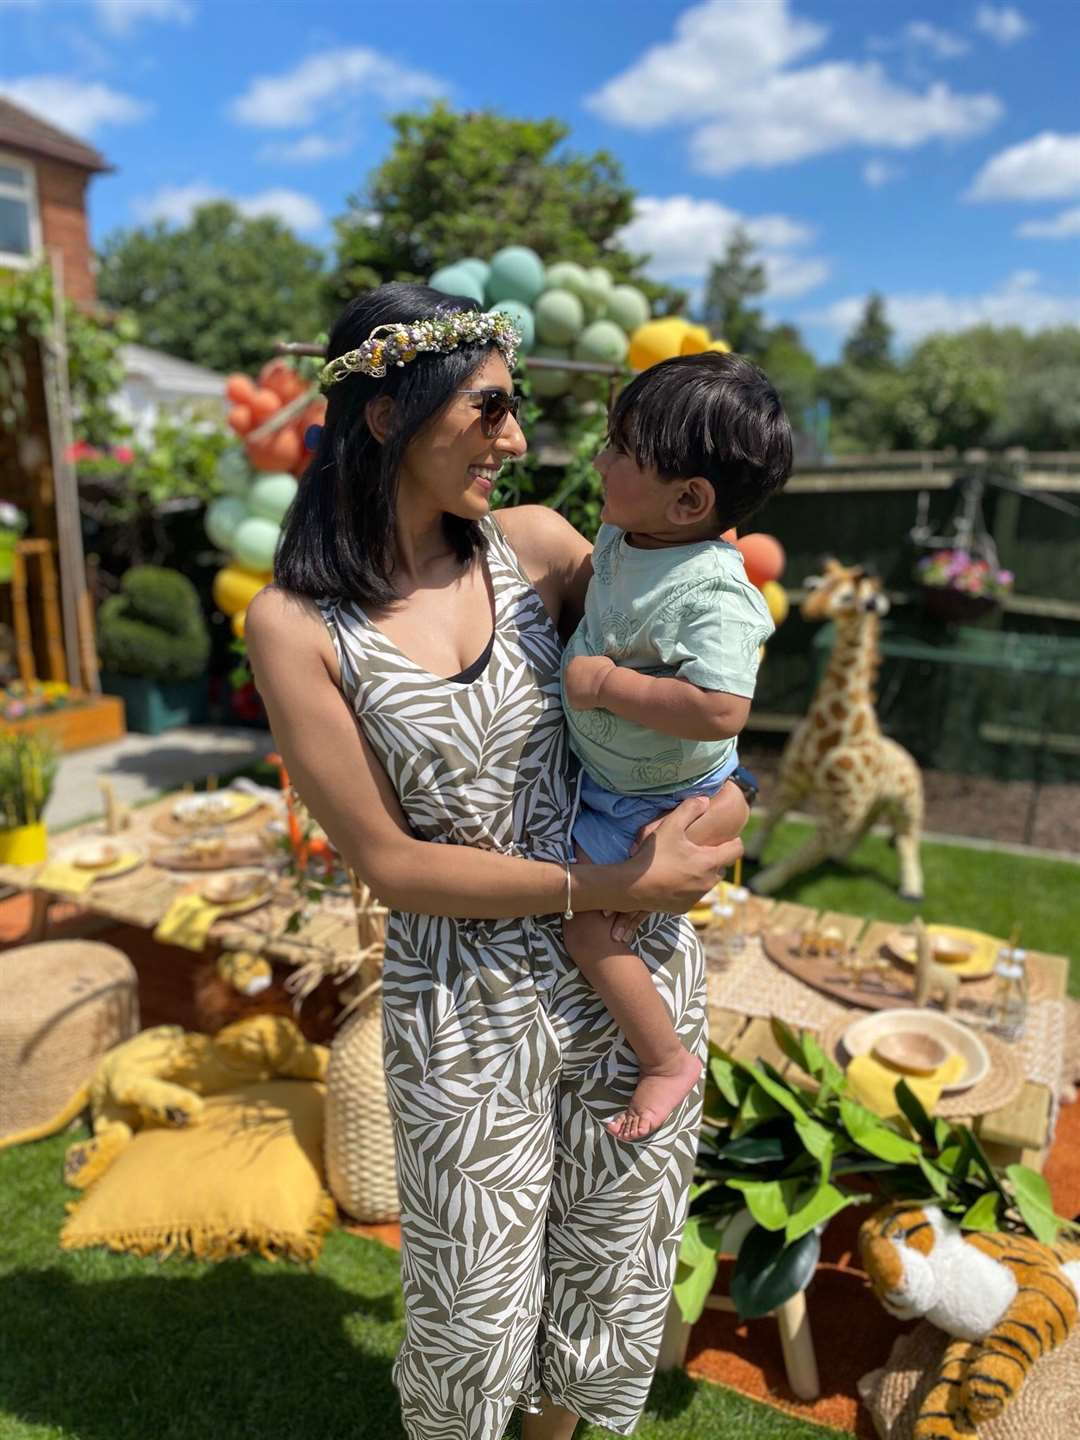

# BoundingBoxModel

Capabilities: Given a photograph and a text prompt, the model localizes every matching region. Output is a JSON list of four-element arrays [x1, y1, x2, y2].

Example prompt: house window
[[0, 157, 40, 266]]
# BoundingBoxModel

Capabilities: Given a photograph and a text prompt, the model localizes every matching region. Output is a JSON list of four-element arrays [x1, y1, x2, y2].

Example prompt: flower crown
[[319, 309, 523, 390]]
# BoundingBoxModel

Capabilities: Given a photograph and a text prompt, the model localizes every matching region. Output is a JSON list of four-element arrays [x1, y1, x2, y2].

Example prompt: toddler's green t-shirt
[[560, 524, 773, 796]]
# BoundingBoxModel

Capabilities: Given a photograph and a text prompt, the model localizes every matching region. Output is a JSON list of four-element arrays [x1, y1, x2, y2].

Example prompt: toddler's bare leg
[[684, 779, 750, 849], [564, 845, 702, 1142]]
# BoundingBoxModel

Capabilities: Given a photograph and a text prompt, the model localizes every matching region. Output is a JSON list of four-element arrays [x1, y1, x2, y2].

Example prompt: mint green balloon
[[544, 261, 589, 298], [458, 257, 490, 287], [488, 300, 535, 354], [579, 271, 611, 319], [588, 266, 613, 294], [528, 344, 573, 398], [249, 472, 298, 524], [205, 495, 249, 553], [574, 320, 629, 366], [429, 264, 486, 304], [215, 448, 251, 497], [535, 289, 585, 346], [604, 284, 651, 334], [231, 515, 281, 573], [485, 246, 545, 305]]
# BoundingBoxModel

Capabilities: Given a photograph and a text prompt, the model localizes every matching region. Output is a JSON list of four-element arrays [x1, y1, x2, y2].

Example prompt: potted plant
[[0, 729, 58, 864], [0, 501, 27, 584], [97, 566, 211, 734], [914, 548, 1014, 625]]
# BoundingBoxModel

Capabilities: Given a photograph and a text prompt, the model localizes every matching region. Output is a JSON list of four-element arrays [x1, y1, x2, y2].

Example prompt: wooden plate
[[883, 925, 1000, 980], [199, 869, 273, 910], [54, 841, 145, 880], [840, 1008, 990, 1093], [171, 791, 262, 826]]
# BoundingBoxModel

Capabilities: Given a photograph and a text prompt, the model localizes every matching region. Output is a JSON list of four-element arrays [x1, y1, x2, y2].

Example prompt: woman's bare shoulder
[[245, 585, 340, 685], [494, 504, 592, 574]]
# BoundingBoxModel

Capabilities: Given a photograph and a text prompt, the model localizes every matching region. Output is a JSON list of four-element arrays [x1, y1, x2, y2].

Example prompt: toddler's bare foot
[[606, 1049, 703, 1142]]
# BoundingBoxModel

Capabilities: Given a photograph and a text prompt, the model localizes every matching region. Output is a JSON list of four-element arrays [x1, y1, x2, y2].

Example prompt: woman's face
[[399, 351, 527, 521]]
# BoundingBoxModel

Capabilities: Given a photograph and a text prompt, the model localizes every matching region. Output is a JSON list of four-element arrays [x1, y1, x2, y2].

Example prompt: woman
[[245, 282, 744, 1440]]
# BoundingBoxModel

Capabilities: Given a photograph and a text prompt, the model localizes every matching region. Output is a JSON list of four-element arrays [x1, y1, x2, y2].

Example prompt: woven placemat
[[820, 1012, 1025, 1119], [706, 935, 849, 1034]]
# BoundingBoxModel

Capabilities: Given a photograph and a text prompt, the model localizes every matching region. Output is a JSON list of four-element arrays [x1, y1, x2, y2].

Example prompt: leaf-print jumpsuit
[[318, 514, 708, 1438]]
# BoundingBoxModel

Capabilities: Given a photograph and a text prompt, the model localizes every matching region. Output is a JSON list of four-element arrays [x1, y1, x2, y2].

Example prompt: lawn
[[0, 1132, 844, 1440], [744, 816, 1080, 995]]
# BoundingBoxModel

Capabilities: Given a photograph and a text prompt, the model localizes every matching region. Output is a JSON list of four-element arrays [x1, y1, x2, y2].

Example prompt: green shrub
[[97, 566, 209, 681], [0, 730, 58, 827]]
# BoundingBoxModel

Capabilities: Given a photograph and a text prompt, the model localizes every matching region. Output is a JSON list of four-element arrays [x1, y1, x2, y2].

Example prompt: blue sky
[[2, 0, 1078, 358]]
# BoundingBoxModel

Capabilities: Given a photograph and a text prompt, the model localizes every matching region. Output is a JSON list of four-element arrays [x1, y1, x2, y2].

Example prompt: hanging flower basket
[[914, 549, 1013, 625], [918, 585, 1000, 624]]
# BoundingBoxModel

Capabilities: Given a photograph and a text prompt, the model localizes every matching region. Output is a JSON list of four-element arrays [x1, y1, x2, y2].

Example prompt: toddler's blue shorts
[[572, 751, 741, 865]]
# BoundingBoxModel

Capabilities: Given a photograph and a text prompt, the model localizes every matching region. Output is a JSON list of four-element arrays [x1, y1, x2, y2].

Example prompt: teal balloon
[[535, 289, 585, 346], [231, 515, 281, 573], [605, 284, 651, 334], [248, 472, 298, 524], [429, 264, 486, 303], [488, 300, 535, 354], [205, 495, 249, 553], [544, 261, 589, 298], [215, 448, 250, 497], [458, 257, 490, 287], [485, 245, 545, 305], [574, 320, 629, 367], [528, 345, 573, 398]]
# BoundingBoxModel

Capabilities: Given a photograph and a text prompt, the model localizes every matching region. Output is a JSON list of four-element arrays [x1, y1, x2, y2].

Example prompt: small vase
[[0, 821, 48, 865]]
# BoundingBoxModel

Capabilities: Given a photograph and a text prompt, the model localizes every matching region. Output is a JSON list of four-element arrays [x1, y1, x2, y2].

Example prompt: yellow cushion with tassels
[[59, 1080, 335, 1262]]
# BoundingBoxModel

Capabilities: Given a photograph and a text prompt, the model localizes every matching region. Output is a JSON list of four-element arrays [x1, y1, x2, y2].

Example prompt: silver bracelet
[[563, 860, 574, 920]]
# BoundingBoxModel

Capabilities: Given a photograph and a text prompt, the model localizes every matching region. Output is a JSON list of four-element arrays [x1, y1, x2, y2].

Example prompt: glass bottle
[[991, 946, 1029, 1042]]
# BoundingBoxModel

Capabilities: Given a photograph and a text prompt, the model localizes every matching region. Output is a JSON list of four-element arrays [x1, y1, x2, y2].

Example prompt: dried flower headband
[[318, 310, 523, 390]]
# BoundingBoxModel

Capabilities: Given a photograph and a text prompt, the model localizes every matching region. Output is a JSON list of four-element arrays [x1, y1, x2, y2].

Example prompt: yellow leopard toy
[[861, 1202, 1080, 1437], [0, 1014, 327, 1191]]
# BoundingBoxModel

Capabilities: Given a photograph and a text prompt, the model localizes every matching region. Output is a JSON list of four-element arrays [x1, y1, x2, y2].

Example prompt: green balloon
[[458, 257, 490, 287], [574, 320, 630, 367], [528, 344, 573, 398], [215, 448, 251, 497], [588, 266, 613, 293], [544, 261, 589, 298], [205, 495, 249, 553], [487, 300, 535, 354], [249, 472, 298, 524], [535, 289, 585, 346], [485, 245, 546, 305], [429, 264, 486, 303], [604, 284, 651, 334], [231, 515, 281, 573]]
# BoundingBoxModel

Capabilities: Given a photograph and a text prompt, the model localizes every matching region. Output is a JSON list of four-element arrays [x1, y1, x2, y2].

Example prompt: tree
[[329, 102, 682, 309], [876, 335, 1004, 450], [758, 323, 819, 432], [701, 228, 770, 357], [97, 202, 327, 374], [842, 293, 893, 370]]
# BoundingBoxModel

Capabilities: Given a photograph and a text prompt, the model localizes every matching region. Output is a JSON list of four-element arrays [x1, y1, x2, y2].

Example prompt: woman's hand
[[564, 654, 615, 709], [614, 794, 743, 923]]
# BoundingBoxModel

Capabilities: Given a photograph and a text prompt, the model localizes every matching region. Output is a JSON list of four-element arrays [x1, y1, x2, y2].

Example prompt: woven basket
[[323, 876, 399, 1223], [0, 940, 139, 1140]]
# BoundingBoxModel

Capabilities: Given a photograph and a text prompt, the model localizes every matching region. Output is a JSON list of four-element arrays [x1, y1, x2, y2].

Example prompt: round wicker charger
[[820, 1012, 1024, 1118]]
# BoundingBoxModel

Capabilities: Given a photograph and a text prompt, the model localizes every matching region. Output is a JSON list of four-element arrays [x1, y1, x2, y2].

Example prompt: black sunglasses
[[457, 388, 521, 438]]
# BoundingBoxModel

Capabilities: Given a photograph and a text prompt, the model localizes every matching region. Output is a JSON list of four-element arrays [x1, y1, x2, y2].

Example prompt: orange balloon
[[259, 359, 305, 403], [737, 533, 786, 588], [249, 387, 282, 424], [227, 404, 253, 434], [721, 527, 738, 545], [225, 374, 256, 404], [247, 426, 302, 472]]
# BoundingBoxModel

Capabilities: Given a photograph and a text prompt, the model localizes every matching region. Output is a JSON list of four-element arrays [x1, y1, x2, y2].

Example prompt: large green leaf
[[709, 1052, 744, 1108], [961, 1192, 1002, 1232], [719, 1128, 801, 1167], [744, 1061, 812, 1123], [895, 1080, 938, 1149], [840, 1099, 922, 1163], [1006, 1165, 1061, 1244], [785, 1182, 857, 1243], [673, 1253, 718, 1325], [795, 1118, 835, 1169], [958, 1127, 1009, 1199], [726, 1178, 800, 1231], [917, 1156, 951, 1198], [730, 1225, 822, 1320], [736, 1084, 785, 1129]]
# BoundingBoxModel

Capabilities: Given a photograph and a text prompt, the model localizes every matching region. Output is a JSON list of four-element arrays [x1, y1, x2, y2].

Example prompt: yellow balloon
[[758, 644, 766, 665], [232, 608, 246, 640], [704, 338, 732, 354], [679, 324, 712, 355], [213, 564, 270, 618], [761, 580, 789, 626], [628, 317, 692, 372]]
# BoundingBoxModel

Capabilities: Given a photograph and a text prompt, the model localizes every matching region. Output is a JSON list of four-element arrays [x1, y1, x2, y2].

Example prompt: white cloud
[[1017, 207, 1080, 239], [132, 183, 324, 232], [586, 0, 1000, 176], [973, 5, 1031, 45], [967, 132, 1080, 201], [864, 159, 902, 187], [615, 194, 827, 300], [0, 75, 149, 136], [92, 0, 192, 34], [804, 271, 1080, 347], [904, 22, 969, 59], [229, 48, 444, 129], [257, 133, 354, 165]]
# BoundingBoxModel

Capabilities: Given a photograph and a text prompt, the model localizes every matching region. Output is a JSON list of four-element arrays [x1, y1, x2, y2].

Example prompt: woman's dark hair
[[607, 351, 793, 532], [275, 282, 502, 605]]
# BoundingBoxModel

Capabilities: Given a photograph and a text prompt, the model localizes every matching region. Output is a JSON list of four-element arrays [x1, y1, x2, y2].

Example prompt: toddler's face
[[593, 443, 673, 533]]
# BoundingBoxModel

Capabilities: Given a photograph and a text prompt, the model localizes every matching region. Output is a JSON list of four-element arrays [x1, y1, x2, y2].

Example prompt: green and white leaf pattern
[[318, 516, 707, 1438]]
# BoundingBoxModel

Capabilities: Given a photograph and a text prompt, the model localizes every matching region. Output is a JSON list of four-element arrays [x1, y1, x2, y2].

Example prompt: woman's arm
[[494, 503, 592, 643], [244, 585, 734, 918]]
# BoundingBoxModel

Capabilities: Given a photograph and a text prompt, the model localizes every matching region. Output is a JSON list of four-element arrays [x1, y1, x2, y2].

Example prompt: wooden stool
[[658, 1284, 821, 1401], [0, 940, 139, 1139]]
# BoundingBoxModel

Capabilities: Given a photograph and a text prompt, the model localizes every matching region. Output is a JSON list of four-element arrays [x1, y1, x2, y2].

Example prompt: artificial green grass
[[745, 816, 1080, 996], [0, 1132, 844, 1440]]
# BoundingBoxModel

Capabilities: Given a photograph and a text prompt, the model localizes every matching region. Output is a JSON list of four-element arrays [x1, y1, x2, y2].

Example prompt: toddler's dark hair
[[607, 351, 793, 531]]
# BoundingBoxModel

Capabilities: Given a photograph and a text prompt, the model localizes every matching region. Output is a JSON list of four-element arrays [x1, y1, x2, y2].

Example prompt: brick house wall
[[33, 153, 97, 307]]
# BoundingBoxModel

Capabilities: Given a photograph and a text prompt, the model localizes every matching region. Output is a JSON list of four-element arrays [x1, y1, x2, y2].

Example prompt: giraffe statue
[[746, 559, 924, 900]]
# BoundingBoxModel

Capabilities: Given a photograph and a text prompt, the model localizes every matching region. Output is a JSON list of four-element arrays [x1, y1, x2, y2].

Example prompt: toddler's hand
[[564, 654, 616, 709]]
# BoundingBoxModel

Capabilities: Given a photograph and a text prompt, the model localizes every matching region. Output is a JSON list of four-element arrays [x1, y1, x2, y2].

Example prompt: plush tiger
[[860, 1203, 1080, 1437]]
